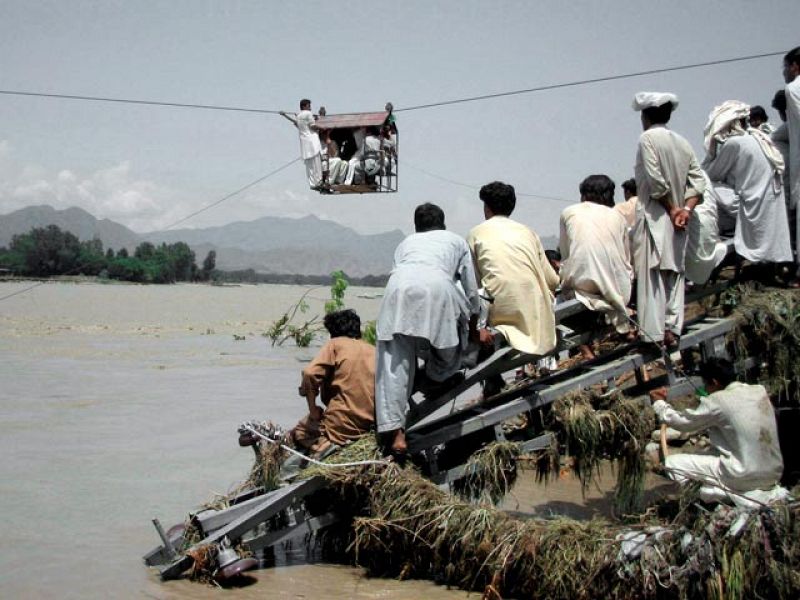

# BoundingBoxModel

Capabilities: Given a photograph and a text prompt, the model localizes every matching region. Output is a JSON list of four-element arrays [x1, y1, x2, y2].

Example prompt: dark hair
[[749, 105, 768, 124], [323, 309, 362, 339], [621, 178, 637, 197], [579, 174, 615, 208], [479, 181, 516, 216], [772, 90, 787, 113], [367, 126, 380, 136], [642, 102, 673, 125], [785, 46, 800, 68], [545, 249, 561, 262], [300, 98, 311, 110], [699, 357, 736, 388], [414, 203, 446, 232]]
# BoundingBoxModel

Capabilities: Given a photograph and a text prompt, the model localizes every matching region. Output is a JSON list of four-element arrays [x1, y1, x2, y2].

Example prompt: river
[[0, 280, 671, 599]]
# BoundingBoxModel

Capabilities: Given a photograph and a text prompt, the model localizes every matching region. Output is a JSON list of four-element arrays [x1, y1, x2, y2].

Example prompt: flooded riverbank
[[0, 281, 672, 598]]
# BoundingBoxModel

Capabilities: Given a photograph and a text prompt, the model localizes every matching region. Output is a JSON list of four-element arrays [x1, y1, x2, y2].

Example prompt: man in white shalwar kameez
[[685, 174, 731, 285], [653, 358, 787, 507], [702, 100, 792, 267], [783, 46, 800, 277], [375, 203, 480, 456], [631, 92, 706, 349], [281, 99, 322, 189], [559, 174, 633, 358]]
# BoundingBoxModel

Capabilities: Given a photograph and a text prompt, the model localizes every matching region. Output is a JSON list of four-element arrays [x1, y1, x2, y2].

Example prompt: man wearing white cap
[[631, 92, 705, 349]]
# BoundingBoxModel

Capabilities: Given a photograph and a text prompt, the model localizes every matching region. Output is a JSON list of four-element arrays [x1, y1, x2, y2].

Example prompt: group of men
[[280, 100, 397, 190], [285, 47, 800, 503]]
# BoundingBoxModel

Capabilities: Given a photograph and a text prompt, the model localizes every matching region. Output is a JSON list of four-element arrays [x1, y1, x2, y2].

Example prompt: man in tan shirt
[[467, 181, 559, 396], [290, 309, 376, 456]]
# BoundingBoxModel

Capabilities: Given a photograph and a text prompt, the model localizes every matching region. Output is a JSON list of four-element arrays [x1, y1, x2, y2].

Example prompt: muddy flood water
[[0, 281, 674, 599]]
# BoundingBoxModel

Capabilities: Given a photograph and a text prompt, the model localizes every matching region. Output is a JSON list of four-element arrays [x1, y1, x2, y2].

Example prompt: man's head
[[414, 203, 446, 232], [772, 90, 787, 122], [633, 92, 678, 130], [323, 309, 362, 339], [579, 174, 615, 208], [545, 249, 561, 273], [641, 102, 673, 129], [478, 181, 516, 218], [749, 105, 769, 128], [699, 357, 736, 394], [367, 126, 380, 137], [300, 98, 312, 110], [621, 178, 637, 200], [783, 46, 800, 84]]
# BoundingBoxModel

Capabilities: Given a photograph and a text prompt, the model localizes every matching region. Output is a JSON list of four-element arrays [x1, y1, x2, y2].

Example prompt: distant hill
[[0, 205, 403, 277], [0, 205, 141, 251]]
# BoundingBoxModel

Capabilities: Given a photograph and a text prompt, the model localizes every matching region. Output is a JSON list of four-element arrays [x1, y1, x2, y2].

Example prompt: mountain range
[[0, 205, 405, 277], [0, 205, 559, 277]]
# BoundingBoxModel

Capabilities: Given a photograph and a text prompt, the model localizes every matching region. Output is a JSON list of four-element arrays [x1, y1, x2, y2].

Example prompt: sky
[[0, 1, 798, 240]]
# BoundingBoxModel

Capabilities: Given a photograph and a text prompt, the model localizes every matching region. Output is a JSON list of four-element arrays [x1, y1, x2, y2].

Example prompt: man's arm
[[279, 111, 299, 128], [299, 341, 335, 420], [652, 398, 722, 434]]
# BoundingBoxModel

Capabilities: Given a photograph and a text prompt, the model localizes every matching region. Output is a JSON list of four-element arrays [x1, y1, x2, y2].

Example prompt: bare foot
[[578, 344, 596, 360], [391, 429, 407, 454]]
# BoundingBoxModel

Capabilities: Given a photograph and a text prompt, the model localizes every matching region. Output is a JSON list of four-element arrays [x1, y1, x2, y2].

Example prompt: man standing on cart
[[281, 98, 322, 189]]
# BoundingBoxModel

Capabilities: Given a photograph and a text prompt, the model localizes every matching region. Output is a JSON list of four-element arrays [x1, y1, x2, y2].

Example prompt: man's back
[[559, 202, 632, 313], [707, 382, 783, 490], [377, 230, 478, 349], [467, 216, 558, 355]]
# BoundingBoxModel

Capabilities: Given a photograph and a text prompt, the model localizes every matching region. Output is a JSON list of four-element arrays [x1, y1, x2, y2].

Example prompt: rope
[[394, 50, 787, 112], [243, 425, 390, 469], [404, 161, 570, 203], [0, 89, 285, 114]]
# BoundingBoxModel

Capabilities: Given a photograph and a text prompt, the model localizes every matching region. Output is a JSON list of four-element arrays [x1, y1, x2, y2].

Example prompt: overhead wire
[[394, 50, 787, 112], [0, 89, 285, 115], [404, 161, 570, 203], [0, 50, 785, 117]]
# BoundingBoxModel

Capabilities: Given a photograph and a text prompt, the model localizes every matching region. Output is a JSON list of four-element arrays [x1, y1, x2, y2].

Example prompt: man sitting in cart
[[289, 309, 376, 458]]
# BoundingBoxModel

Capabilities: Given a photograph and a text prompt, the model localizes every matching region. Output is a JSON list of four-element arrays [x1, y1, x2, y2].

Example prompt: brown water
[[0, 281, 675, 599]]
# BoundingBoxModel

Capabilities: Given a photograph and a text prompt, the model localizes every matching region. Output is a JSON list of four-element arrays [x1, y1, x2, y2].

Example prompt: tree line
[[0, 225, 216, 283]]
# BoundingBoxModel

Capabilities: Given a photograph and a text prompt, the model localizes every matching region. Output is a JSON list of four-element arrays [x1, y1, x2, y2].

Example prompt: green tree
[[10, 225, 80, 276], [77, 238, 107, 276], [117, 247, 129, 258], [105, 248, 115, 259], [134, 241, 156, 260]]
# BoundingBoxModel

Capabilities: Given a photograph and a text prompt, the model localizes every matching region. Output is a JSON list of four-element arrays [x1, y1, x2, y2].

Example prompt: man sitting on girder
[[467, 181, 559, 398], [558, 174, 634, 359], [652, 357, 788, 506], [289, 309, 376, 458], [375, 203, 480, 459]]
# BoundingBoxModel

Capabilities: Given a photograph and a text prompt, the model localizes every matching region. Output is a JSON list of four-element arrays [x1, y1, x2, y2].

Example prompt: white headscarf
[[631, 92, 679, 111], [703, 100, 749, 157], [703, 100, 784, 175]]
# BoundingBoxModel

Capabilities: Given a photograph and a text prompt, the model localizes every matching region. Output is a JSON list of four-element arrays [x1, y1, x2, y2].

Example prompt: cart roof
[[316, 111, 390, 130]]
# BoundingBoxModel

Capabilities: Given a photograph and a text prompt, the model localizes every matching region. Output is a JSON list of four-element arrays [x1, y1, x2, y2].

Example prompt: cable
[[404, 161, 570, 203], [0, 89, 284, 115], [395, 50, 787, 112], [0, 156, 301, 302], [162, 157, 300, 230], [243, 425, 390, 469]]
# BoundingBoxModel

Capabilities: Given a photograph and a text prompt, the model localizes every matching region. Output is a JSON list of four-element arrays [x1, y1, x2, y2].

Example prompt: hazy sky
[[0, 1, 798, 239]]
